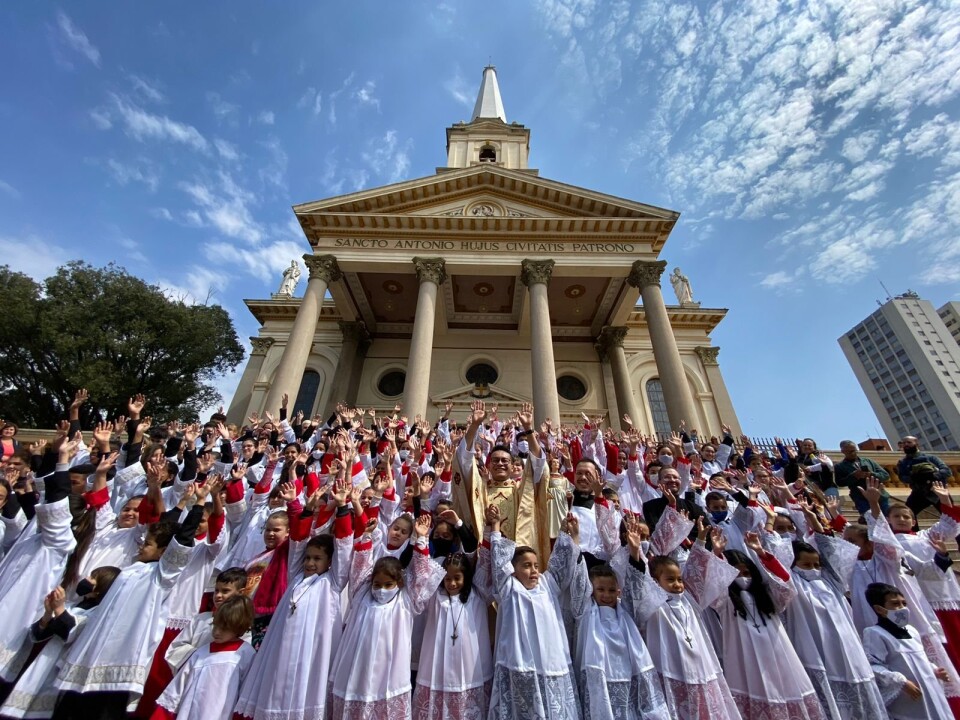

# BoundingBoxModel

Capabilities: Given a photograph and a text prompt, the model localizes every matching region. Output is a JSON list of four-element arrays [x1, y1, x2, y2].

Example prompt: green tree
[[0, 261, 245, 428]]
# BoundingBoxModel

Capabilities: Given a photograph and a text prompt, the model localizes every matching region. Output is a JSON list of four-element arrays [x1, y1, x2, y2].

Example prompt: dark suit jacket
[[643, 494, 706, 543]]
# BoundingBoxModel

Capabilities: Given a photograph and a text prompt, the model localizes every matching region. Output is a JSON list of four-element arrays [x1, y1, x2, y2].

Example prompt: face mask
[[734, 577, 751, 589], [372, 586, 400, 604], [640, 541, 651, 557], [710, 510, 729, 523], [904, 446, 918, 456], [517, 441, 529, 454], [399, 450, 410, 461], [76, 579, 95, 597], [887, 607, 911, 628], [779, 531, 796, 542], [794, 568, 821, 582], [432, 538, 454, 557], [658, 455, 673, 467]]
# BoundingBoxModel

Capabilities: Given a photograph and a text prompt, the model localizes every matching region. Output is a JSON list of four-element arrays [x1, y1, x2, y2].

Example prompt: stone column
[[628, 260, 698, 429], [323, 321, 371, 416], [596, 326, 640, 430], [226, 337, 274, 425], [696, 346, 741, 434], [403, 257, 447, 419], [263, 254, 341, 413], [521, 259, 561, 426]]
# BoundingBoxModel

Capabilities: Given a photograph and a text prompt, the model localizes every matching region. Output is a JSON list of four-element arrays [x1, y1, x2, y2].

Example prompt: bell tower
[[442, 66, 533, 172]]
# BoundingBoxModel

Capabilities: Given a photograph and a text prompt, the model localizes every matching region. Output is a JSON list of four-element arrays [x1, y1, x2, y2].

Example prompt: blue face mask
[[710, 510, 728, 523]]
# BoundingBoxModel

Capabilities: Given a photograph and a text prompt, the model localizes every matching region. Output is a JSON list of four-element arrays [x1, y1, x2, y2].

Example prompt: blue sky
[[2, 1, 959, 447]]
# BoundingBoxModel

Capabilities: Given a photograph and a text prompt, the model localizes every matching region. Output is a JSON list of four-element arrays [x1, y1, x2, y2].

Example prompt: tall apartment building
[[938, 301, 960, 346], [839, 292, 960, 451]]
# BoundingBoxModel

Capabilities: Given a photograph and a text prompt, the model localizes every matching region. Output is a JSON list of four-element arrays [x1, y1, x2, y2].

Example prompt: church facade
[[226, 67, 741, 436]]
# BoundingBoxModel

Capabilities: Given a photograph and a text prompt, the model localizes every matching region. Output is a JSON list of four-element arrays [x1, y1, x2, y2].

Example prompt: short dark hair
[[511, 545, 537, 566], [866, 582, 903, 609], [588, 562, 619, 584], [704, 491, 727, 506], [306, 534, 334, 558], [648, 555, 680, 579], [216, 567, 249, 590], [790, 540, 819, 565], [576, 457, 603, 478], [147, 520, 178, 550], [372, 556, 404, 585], [214, 595, 254, 636], [489, 445, 514, 460]]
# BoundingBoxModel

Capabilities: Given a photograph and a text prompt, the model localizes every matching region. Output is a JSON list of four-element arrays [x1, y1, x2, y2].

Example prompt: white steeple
[[471, 65, 507, 123]]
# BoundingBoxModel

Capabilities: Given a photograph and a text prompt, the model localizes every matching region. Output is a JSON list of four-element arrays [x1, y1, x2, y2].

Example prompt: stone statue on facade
[[670, 267, 698, 306], [276, 260, 301, 297]]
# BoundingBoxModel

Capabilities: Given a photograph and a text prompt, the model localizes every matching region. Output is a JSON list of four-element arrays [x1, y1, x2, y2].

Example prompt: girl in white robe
[[0, 566, 120, 719], [784, 535, 888, 720], [704, 531, 824, 720], [862, 581, 953, 720], [412, 551, 494, 720], [53, 510, 200, 716], [156, 596, 257, 720], [234, 496, 354, 720], [486, 505, 581, 720], [636, 523, 742, 720], [568, 512, 670, 720], [331, 514, 445, 720]]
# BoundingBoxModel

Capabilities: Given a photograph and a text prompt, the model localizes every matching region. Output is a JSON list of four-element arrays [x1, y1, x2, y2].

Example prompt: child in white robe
[[53, 509, 201, 717], [412, 551, 494, 719], [703, 530, 824, 720], [863, 582, 953, 720], [784, 531, 888, 720], [485, 504, 581, 720], [636, 520, 742, 720], [154, 596, 256, 720], [0, 566, 120, 719], [330, 513, 445, 720], [568, 512, 670, 720], [234, 478, 355, 720]]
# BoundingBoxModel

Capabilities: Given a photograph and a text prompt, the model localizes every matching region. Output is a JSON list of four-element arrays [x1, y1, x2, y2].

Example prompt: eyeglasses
[[489, 457, 512, 465]]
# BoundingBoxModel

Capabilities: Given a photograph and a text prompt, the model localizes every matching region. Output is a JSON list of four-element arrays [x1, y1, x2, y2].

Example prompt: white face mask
[[398, 450, 410, 461], [779, 531, 796, 542], [887, 607, 911, 628], [658, 455, 673, 467], [517, 441, 529, 454], [734, 576, 751, 589], [794, 568, 821, 582], [372, 587, 400, 604], [640, 540, 651, 557]]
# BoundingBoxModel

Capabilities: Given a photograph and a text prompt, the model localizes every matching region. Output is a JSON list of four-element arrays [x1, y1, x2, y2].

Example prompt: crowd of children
[[0, 390, 958, 719]]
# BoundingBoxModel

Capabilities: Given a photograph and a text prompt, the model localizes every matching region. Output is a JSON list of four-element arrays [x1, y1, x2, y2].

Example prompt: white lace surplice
[[158, 643, 256, 720], [234, 532, 352, 720], [331, 537, 445, 720], [487, 532, 580, 720]]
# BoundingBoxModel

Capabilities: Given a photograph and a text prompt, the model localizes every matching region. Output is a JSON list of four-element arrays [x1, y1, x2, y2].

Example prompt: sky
[[2, 1, 960, 447]]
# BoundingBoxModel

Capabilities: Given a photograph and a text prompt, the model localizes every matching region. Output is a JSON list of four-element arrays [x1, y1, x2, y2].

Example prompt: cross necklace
[[667, 601, 694, 649], [289, 576, 318, 615], [449, 596, 466, 645]]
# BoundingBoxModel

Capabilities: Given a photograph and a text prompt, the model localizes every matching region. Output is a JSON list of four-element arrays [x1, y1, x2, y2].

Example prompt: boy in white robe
[[155, 596, 256, 720], [863, 582, 953, 720], [568, 512, 670, 720]]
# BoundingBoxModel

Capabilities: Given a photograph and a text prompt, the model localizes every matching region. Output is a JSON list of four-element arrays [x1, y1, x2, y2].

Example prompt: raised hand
[[332, 478, 350, 507], [562, 512, 580, 542], [622, 413, 634, 428], [710, 526, 728, 556], [182, 423, 201, 445], [659, 484, 677, 509], [517, 403, 534, 430], [743, 531, 763, 555], [929, 531, 949, 556], [933, 481, 953, 507], [419, 473, 436, 497], [485, 503, 501, 528], [414, 513, 432, 538], [278, 481, 297, 503], [469, 399, 487, 426], [70, 388, 89, 411], [93, 421, 113, 446], [438, 508, 460, 526], [624, 513, 645, 556], [128, 393, 147, 418], [695, 517, 708, 543], [230, 462, 248, 483], [281, 393, 289, 410], [96, 451, 120, 474]]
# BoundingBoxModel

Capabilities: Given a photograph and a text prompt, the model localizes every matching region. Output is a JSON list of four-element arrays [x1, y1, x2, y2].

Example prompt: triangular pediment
[[430, 383, 531, 406], [293, 165, 677, 222]]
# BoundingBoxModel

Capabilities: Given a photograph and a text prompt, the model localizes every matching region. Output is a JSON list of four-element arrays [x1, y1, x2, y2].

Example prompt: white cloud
[[443, 71, 473, 108], [156, 265, 228, 306], [128, 74, 164, 103], [258, 137, 288, 190], [0, 180, 21, 200], [206, 92, 239, 121], [179, 172, 263, 243], [327, 72, 356, 126], [353, 81, 380, 111], [89, 107, 112, 130], [256, 110, 275, 125], [103, 158, 160, 192], [361, 130, 412, 184], [214, 138, 240, 162], [0, 235, 77, 280], [759, 271, 793, 289], [56, 12, 101, 67], [297, 87, 323, 116], [109, 94, 208, 151], [116, 237, 147, 264]]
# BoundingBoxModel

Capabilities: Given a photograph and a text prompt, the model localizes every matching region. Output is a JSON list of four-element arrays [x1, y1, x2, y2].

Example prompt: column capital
[[594, 326, 629, 360], [302, 254, 342, 283], [627, 260, 667, 289], [413, 257, 447, 285], [520, 259, 555, 287], [695, 345, 721, 366], [249, 336, 275, 356], [338, 320, 370, 344]]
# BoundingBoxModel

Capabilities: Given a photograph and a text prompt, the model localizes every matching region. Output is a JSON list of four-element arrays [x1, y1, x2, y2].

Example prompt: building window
[[479, 145, 497, 162], [557, 375, 587, 401], [645, 379, 672, 436], [465, 362, 499, 386], [377, 370, 406, 398], [293, 370, 321, 416]]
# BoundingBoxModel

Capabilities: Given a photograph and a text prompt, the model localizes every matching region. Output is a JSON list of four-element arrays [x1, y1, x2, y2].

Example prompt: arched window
[[479, 145, 497, 162], [466, 362, 499, 386], [645, 378, 671, 437], [377, 370, 406, 398], [293, 370, 321, 417]]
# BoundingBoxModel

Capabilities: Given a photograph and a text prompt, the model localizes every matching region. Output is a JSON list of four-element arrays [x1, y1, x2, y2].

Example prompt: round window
[[557, 375, 587, 401], [377, 370, 406, 398], [466, 362, 499, 385]]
